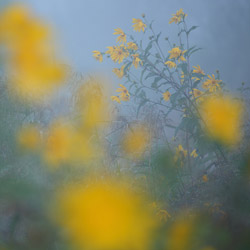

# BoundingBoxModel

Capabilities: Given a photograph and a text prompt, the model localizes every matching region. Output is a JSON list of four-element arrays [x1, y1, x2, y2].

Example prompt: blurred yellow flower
[[165, 60, 177, 68], [92, 50, 103, 62], [106, 45, 129, 64], [77, 79, 112, 129], [202, 175, 208, 182], [132, 18, 146, 32], [17, 124, 40, 151], [112, 65, 125, 78], [199, 95, 244, 145], [43, 122, 73, 167], [163, 91, 171, 101], [122, 124, 151, 158], [127, 41, 138, 50], [167, 217, 194, 250], [202, 74, 221, 92], [0, 5, 65, 102], [111, 95, 121, 104], [54, 179, 156, 250], [116, 84, 130, 101], [190, 149, 198, 158], [131, 53, 142, 68], [113, 28, 126, 43]]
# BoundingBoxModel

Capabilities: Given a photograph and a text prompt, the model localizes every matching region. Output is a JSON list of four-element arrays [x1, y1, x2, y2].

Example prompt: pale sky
[[16, 0, 250, 88]]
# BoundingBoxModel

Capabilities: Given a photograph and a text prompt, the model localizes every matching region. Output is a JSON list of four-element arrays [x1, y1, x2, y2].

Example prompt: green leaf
[[124, 62, 132, 73], [151, 76, 161, 88], [145, 71, 156, 80], [144, 41, 153, 56], [187, 26, 199, 36], [156, 32, 162, 43], [136, 99, 148, 117]]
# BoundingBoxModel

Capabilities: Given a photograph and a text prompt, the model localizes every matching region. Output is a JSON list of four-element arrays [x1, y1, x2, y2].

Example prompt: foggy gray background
[[20, 0, 250, 89]]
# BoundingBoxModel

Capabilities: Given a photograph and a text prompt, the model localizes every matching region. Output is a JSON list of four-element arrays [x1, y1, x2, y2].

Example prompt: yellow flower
[[174, 144, 187, 162], [132, 18, 146, 32], [116, 84, 130, 101], [202, 74, 222, 92], [106, 46, 115, 55], [17, 124, 40, 151], [169, 8, 187, 24], [113, 28, 126, 43], [165, 60, 177, 69], [92, 50, 103, 62], [107, 45, 129, 64], [168, 47, 186, 62], [180, 71, 185, 84], [43, 122, 73, 167], [169, 15, 181, 24], [193, 65, 205, 75], [190, 88, 204, 103], [190, 149, 198, 158], [53, 179, 156, 250], [77, 78, 112, 129], [0, 5, 65, 102], [167, 216, 194, 250], [163, 91, 171, 101], [122, 124, 151, 158], [131, 53, 142, 68], [112, 65, 125, 78], [127, 41, 138, 50], [202, 175, 208, 182], [199, 95, 244, 145], [111, 95, 121, 104]]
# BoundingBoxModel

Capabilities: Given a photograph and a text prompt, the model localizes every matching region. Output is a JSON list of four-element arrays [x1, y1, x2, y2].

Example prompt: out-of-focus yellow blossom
[[202, 74, 222, 92], [69, 131, 97, 163], [0, 5, 65, 102], [112, 65, 125, 78], [17, 124, 40, 151], [168, 47, 186, 62], [193, 65, 205, 75], [53, 179, 156, 250], [199, 95, 244, 145], [167, 217, 194, 250], [190, 149, 198, 158], [111, 95, 121, 104], [202, 175, 208, 182], [169, 8, 187, 24], [122, 124, 151, 158], [113, 28, 126, 43], [77, 79, 112, 129], [163, 91, 171, 101], [127, 41, 138, 50], [43, 122, 73, 167], [131, 53, 142, 68], [156, 209, 171, 222], [92, 50, 103, 62], [116, 84, 130, 101], [165, 60, 177, 69], [106, 45, 129, 64], [132, 18, 146, 32]]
